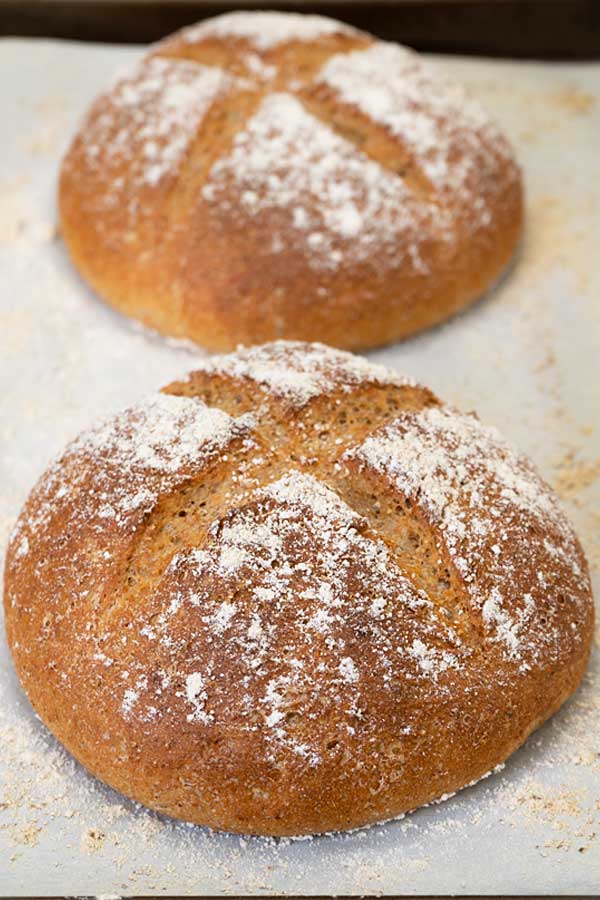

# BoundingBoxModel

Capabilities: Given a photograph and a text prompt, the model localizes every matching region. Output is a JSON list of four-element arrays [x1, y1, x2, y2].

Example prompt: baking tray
[[0, 37, 599, 897]]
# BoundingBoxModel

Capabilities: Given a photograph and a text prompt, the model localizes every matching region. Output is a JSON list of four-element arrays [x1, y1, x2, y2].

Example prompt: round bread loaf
[[59, 11, 523, 351], [4, 341, 592, 836]]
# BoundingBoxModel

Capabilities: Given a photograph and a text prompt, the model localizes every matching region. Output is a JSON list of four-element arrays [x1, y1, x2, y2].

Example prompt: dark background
[[1, 0, 599, 58]]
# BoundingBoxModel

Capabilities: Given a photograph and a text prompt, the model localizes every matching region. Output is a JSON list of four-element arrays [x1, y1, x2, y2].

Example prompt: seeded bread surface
[[4, 341, 591, 836]]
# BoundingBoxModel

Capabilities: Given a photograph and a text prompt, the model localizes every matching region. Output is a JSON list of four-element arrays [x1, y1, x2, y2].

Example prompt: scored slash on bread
[[59, 11, 523, 351], [4, 341, 593, 836]]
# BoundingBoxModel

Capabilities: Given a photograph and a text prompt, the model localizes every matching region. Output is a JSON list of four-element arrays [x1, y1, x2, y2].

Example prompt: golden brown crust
[[58, 12, 523, 351], [3, 342, 593, 835]]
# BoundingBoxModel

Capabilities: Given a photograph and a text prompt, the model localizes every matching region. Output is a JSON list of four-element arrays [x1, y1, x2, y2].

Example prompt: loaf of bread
[[4, 341, 592, 835], [59, 11, 523, 351]]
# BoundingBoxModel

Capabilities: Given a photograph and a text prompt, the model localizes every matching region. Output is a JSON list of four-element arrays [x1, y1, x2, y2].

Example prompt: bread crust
[[3, 341, 593, 835], [58, 12, 523, 351]]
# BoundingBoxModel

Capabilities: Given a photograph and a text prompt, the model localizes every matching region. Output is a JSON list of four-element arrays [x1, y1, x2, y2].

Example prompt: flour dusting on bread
[[125, 469, 464, 759], [318, 43, 505, 220], [352, 405, 589, 665], [8, 393, 249, 561], [79, 57, 239, 199], [194, 340, 414, 405], [175, 11, 359, 50], [202, 92, 435, 269]]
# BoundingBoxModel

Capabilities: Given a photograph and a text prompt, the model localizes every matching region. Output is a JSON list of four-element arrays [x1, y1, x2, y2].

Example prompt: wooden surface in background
[[0, 0, 599, 58]]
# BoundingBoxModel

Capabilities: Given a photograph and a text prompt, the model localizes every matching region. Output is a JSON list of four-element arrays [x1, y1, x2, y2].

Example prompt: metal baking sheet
[[1, 37, 599, 897]]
